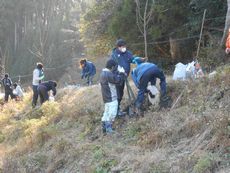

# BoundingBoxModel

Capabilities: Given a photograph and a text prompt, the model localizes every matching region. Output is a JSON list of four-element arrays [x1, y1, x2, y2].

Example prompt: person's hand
[[117, 65, 125, 73], [225, 48, 230, 54]]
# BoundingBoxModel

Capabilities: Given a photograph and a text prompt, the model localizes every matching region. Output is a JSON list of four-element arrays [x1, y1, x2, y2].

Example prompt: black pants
[[4, 89, 14, 102], [32, 85, 39, 106], [116, 80, 125, 109], [38, 85, 49, 105]]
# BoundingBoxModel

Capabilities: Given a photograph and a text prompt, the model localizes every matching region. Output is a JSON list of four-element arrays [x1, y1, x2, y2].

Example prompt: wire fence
[[2, 15, 227, 86]]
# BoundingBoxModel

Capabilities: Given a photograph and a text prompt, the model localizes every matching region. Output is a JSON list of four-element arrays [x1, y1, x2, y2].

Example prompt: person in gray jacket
[[100, 59, 125, 134]]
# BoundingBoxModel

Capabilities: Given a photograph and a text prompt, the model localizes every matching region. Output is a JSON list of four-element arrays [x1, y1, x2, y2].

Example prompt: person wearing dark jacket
[[1, 73, 14, 102], [79, 59, 96, 85], [110, 39, 134, 116], [100, 59, 125, 134], [131, 57, 167, 114], [37, 80, 57, 105]]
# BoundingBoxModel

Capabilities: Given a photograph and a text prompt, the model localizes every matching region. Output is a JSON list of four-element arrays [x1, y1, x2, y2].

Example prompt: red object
[[226, 31, 230, 49]]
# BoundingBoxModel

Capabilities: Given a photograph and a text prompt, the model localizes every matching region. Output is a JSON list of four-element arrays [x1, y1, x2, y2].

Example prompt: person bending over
[[131, 57, 167, 115], [37, 80, 57, 105], [79, 59, 96, 86]]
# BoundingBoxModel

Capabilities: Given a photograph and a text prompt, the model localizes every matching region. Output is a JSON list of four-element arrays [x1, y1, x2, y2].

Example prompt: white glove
[[117, 65, 125, 73], [49, 96, 55, 101]]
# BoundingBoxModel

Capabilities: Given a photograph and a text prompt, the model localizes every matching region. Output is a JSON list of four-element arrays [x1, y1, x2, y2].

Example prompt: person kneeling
[[13, 83, 24, 101], [100, 59, 125, 134], [38, 80, 57, 105]]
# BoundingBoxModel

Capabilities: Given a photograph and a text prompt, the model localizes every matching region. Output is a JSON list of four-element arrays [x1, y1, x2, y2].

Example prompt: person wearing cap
[[79, 58, 96, 86], [13, 82, 24, 101], [32, 62, 45, 107], [37, 80, 57, 105], [1, 73, 14, 102], [110, 39, 134, 116], [131, 57, 167, 114], [100, 59, 126, 134]]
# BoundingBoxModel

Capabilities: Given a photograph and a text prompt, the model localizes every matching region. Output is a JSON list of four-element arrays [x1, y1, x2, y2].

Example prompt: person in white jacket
[[32, 62, 44, 107], [13, 83, 24, 101]]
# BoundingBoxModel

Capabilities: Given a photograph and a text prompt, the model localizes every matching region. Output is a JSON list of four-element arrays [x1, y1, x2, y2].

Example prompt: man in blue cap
[[131, 57, 167, 115], [110, 39, 134, 116]]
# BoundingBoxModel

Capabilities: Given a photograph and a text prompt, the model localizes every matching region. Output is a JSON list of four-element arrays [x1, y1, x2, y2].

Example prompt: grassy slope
[[0, 65, 229, 173]]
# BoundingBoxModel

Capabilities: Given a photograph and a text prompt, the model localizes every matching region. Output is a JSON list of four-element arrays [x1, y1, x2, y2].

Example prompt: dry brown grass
[[0, 64, 229, 173]]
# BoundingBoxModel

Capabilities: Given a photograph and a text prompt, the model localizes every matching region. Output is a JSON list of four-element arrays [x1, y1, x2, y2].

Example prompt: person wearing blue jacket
[[110, 39, 134, 116], [131, 57, 167, 113], [79, 59, 96, 85]]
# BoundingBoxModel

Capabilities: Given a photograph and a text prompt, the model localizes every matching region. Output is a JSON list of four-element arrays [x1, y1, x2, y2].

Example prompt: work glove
[[147, 90, 155, 98], [117, 65, 125, 74]]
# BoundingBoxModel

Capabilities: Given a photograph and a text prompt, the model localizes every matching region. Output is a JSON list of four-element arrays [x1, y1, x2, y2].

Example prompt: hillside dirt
[[0, 65, 229, 173]]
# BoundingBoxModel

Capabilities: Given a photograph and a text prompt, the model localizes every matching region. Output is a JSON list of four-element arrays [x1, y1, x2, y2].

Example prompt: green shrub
[[93, 146, 105, 161], [0, 131, 5, 143], [193, 154, 215, 173]]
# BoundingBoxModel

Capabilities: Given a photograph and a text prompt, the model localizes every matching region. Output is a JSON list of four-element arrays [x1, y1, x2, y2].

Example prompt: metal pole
[[18, 75, 21, 84], [196, 9, 207, 58]]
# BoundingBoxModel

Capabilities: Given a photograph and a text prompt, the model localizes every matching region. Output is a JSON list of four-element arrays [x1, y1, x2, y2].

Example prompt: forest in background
[[80, 0, 228, 68], [0, 0, 229, 84]]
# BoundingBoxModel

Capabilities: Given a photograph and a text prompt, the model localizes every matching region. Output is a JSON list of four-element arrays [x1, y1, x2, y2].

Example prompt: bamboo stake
[[196, 9, 207, 58]]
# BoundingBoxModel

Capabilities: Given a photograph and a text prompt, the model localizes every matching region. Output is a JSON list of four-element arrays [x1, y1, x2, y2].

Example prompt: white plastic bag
[[147, 85, 160, 107], [173, 63, 187, 80]]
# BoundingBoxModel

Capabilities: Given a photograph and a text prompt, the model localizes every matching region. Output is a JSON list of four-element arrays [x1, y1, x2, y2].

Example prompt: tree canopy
[[0, 0, 228, 82]]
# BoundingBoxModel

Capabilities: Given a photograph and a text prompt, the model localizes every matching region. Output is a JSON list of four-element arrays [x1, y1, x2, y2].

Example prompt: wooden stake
[[196, 9, 207, 58]]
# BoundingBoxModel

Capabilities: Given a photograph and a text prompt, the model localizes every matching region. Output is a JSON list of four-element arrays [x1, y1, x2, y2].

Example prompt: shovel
[[125, 78, 136, 117]]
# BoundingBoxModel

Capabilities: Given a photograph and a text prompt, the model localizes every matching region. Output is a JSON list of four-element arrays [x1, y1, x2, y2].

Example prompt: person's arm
[[88, 63, 94, 76], [131, 69, 139, 88], [51, 82, 57, 96], [81, 66, 87, 79], [9, 78, 12, 86], [156, 70, 166, 96], [107, 72, 125, 85], [15, 86, 20, 96], [18, 86, 23, 97], [127, 51, 134, 64], [33, 69, 44, 81]]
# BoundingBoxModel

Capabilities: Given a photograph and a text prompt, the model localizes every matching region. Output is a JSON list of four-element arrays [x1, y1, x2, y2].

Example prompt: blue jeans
[[135, 68, 166, 108], [86, 75, 94, 85]]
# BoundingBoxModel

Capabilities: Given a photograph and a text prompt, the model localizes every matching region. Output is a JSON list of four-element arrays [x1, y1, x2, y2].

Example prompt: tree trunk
[[221, 0, 230, 46], [144, 29, 148, 58], [169, 36, 181, 62], [144, 0, 148, 58], [14, 22, 17, 51]]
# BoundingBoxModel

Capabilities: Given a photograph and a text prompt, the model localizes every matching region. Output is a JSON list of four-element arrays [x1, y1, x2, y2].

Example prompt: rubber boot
[[116, 100, 125, 118], [134, 105, 144, 117], [102, 121, 106, 135], [105, 121, 113, 134]]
